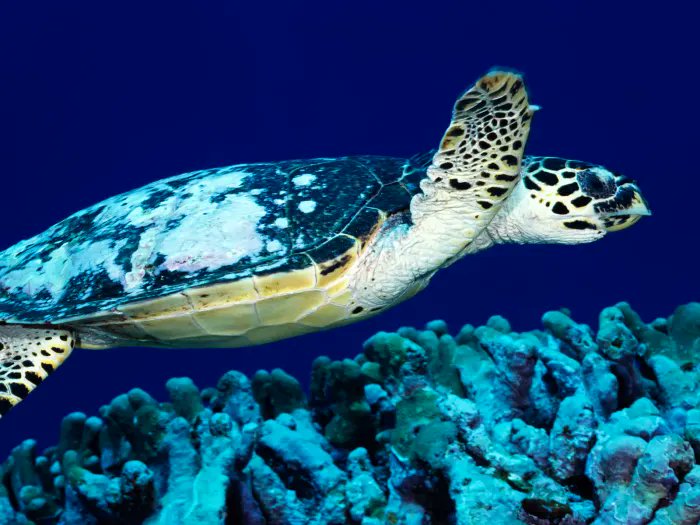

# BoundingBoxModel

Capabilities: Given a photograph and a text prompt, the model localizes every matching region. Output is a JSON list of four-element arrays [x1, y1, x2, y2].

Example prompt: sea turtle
[[0, 71, 649, 418]]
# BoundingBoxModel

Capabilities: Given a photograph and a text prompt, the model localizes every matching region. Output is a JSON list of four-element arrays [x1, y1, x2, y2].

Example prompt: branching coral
[[2, 302, 700, 524]]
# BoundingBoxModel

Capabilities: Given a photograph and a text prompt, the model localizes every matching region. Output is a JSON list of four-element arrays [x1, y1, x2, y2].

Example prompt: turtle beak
[[601, 182, 651, 232]]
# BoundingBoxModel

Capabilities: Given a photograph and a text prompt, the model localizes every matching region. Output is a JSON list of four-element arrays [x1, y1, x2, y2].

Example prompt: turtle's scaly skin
[[0, 326, 74, 413], [0, 155, 430, 347]]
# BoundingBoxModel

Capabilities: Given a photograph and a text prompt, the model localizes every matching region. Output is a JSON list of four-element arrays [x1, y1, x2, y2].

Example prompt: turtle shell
[[0, 154, 429, 324]]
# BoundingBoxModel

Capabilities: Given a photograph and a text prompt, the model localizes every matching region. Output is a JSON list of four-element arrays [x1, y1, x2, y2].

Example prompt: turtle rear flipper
[[0, 325, 74, 418]]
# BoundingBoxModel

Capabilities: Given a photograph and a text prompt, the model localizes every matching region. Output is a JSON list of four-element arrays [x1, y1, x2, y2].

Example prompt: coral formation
[[2, 302, 700, 524]]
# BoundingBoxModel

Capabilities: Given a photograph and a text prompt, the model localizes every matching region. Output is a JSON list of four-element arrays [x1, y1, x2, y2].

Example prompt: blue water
[[0, 1, 696, 457]]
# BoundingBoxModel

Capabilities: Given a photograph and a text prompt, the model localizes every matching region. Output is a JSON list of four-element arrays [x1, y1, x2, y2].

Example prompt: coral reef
[[2, 302, 700, 524]]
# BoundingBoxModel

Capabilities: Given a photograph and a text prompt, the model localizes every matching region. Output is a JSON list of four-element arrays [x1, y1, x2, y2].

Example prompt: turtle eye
[[576, 169, 616, 199]]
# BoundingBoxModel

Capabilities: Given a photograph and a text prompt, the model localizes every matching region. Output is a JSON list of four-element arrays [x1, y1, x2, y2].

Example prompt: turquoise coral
[[2, 302, 700, 524]]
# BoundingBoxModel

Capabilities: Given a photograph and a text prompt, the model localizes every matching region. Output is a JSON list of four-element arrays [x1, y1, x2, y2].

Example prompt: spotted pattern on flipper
[[424, 71, 534, 241], [0, 325, 74, 417]]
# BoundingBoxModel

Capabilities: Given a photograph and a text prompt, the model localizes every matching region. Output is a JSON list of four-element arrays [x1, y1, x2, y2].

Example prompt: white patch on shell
[[125, 196, 177, 227], [292, 173, 316, 187], [274, 218, 289, 229], [0, 169, 268, 301], [124, 228, 159, 291], [196, 170, 247, 193], [298, 200, 317, 213], [1, 239, 127, 299], [266, 240, 283, 252], [157, 193, 266, 274], [117, 170, 261, 287]]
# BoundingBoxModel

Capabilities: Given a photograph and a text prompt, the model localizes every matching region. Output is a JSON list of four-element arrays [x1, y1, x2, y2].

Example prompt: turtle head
[[486, 156, 650, 245]]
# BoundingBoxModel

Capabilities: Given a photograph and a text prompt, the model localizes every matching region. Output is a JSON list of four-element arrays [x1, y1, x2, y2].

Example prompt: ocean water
[[0, 0, 696, 460]]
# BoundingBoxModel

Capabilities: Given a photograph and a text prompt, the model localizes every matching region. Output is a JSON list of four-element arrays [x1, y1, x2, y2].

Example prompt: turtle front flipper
[[0, 325, 75, 418], [350, 72, 538, 308], [415, 71, 536, 237]]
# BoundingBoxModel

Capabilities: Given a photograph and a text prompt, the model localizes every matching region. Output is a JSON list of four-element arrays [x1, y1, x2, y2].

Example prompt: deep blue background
[[0, 0, 697, 457]]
